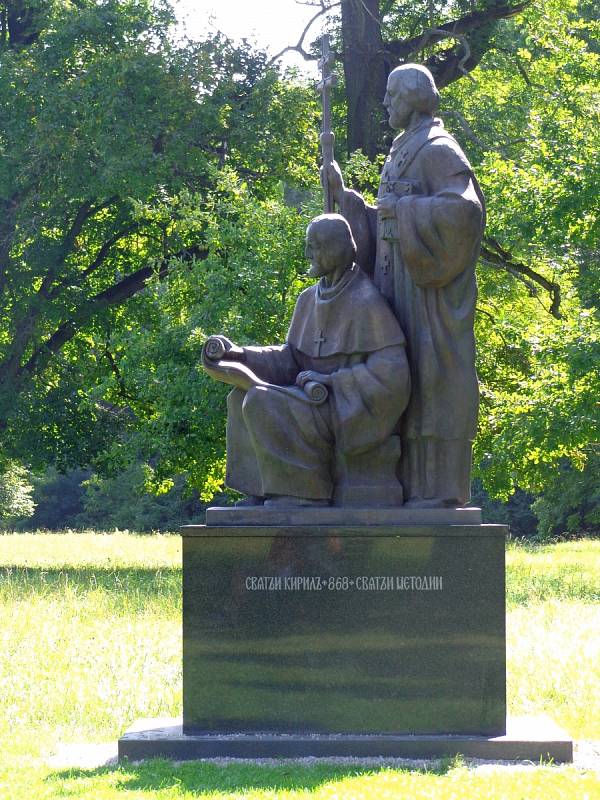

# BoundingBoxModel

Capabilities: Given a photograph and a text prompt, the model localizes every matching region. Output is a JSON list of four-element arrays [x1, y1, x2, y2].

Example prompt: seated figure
[[202, 214, 410, 507]]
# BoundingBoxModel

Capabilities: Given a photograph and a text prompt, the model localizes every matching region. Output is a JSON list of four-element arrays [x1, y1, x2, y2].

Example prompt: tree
[[274, 0, 529, 157], [0, 0, 319, 471], [2, 0, 597, 525], [0, 460, 35, 524]]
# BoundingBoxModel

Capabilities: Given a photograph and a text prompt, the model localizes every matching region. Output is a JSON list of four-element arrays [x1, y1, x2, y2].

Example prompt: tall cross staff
[[317, 35, 337, 214]]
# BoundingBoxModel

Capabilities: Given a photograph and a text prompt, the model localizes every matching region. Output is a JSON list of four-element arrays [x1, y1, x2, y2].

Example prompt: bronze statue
[[202, 214, 409, 507], [204, 64, 484, 510], [324, 64, 485, 508]]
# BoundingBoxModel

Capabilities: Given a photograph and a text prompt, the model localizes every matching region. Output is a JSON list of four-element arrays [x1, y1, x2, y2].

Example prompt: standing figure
[[324, 64, 485, 508]]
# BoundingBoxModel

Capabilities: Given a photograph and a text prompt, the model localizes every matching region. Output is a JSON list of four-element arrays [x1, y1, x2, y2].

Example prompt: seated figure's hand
[[296, 370, 331, 388], [377, 192, 398, 220], [202, 335, 244, 366]]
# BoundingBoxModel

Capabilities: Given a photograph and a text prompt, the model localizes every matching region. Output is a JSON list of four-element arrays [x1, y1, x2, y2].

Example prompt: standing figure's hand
[[377, 193, 398, 220], [321, 161, 345, 208]]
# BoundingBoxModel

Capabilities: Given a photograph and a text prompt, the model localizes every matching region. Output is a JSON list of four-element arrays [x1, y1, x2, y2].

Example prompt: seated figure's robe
[[226, 266, 409, 500], [340, 119, 485, 505]]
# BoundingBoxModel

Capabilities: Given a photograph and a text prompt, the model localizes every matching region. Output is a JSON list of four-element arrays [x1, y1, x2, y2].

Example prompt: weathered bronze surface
[[204, 64, 484, 509], [202, 215, 410, 507], [325, 64, 485, 507]]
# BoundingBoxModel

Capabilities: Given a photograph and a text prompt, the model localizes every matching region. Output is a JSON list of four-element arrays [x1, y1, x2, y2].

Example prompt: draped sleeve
[[328, 344, 410, 456], [394, 140, 483, 289], [339, 189, 377, 277], [242, 344, 299, 386]]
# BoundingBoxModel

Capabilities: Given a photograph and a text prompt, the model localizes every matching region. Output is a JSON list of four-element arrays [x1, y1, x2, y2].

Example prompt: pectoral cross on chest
[[314, 329, 327, 356]]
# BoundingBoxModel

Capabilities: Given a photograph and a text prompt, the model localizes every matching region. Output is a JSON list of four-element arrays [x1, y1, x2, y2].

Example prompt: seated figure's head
[[305, 214, 357, 279], [385, 64, 440, 130]]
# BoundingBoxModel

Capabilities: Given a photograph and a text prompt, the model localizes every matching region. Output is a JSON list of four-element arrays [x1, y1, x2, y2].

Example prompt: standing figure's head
[[305, 214, 357, 281], [384, 64, 440, 131]]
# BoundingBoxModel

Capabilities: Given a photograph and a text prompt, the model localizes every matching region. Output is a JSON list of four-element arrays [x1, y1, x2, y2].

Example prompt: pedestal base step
[[119, 716, 572, 763]]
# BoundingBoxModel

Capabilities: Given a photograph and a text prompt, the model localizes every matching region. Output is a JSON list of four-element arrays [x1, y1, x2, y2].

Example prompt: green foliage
[[343, 150, 386, 204], [95, 172, 320, 491], [0, 0, 319, 477], [78, 463, 204, 531], [532, 455, 600, 539], [0, 461, 34, 522]]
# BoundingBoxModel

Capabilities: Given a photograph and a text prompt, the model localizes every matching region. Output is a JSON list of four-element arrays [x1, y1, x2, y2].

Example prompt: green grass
[[0, 532, 598, 799]]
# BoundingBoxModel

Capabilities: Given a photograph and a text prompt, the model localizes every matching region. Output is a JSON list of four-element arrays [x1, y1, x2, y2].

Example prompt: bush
[[471, 480, 538, 538], [532, 455, 600, 539], [0, 462, 35, 525], [77, 464, 206, 531], [21, 467, 89, 530]]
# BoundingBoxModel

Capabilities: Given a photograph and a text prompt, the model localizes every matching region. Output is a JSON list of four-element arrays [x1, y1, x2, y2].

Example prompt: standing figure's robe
[[340, 118, 485, 506], [226, 266, 409, 501]]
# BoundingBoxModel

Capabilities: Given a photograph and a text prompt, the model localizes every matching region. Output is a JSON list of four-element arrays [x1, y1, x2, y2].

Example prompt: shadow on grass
[[0, 565, 180, 599], [46, 757, 452, 797]]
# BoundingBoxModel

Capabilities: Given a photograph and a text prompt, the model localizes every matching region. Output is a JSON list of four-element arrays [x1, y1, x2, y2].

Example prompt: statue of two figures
[[202, 64, 485, 510]]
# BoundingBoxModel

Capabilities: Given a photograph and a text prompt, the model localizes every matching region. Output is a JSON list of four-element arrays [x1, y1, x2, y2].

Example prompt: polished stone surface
[[202, 506, 482, 527], [119, 715, 573, 762], [182, 523, 506, 737]]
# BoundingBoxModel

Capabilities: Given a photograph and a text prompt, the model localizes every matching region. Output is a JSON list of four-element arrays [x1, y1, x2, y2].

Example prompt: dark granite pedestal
[[119, 509, 573, 761], [119, 715, 573, 762], [182, 516, 507, 737]]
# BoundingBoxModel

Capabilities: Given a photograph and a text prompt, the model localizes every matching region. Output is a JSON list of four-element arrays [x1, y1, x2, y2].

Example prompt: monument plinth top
[[201, 505, 483, 527]]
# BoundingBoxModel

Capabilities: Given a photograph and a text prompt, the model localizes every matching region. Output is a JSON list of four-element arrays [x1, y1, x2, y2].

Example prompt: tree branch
[[102, 344, 136, 404], [384, 3, 530, 87], [22, 244, 209, 378], [440, 109, 526, 154], [481, 236, 562, 318], [268, 1, 340, 64], [386, 3, 529, 62], [47, 223, 139, 300], [0, 197, 123, 381], [38, 196, 119, 298]]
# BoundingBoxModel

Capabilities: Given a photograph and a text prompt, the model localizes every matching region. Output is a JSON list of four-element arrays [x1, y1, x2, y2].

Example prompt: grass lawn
[[0, 531, 598, 799]]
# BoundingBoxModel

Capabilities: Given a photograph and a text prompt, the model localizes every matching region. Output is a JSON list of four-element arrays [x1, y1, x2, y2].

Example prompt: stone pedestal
[[183, 513, 506, 737], [119, 715, 573, 762], [118, 509, 572, 761]]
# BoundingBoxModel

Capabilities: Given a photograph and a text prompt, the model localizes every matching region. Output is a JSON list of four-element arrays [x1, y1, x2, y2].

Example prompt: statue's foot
[[264, 495, 329, 508], [235, 495, 264, 507]]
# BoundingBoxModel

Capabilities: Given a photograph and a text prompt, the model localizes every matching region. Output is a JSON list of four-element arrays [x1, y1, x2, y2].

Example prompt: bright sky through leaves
[[175, 0, 324, 74]]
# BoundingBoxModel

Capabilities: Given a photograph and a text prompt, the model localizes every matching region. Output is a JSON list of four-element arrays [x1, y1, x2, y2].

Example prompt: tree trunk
[[340, 0, 388, 158], [4, 0, 40, 47]]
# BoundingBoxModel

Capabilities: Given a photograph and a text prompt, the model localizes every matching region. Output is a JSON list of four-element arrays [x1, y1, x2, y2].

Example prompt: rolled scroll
[[203, 336, 227, 361], [303, 380, 329, 404], [202, 336, 329, 406]]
